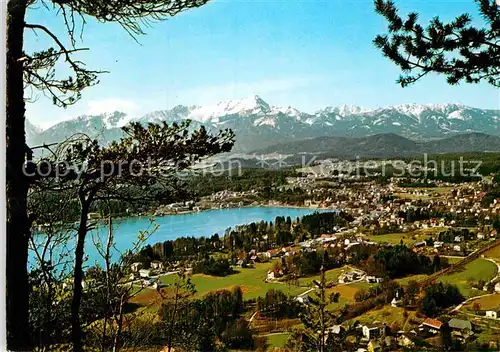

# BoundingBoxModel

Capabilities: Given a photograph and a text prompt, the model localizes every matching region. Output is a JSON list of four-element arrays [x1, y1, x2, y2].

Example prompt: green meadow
[[438, 259, 497, 298], [159, 262, 308, 300], [265, 333, 290, 350]]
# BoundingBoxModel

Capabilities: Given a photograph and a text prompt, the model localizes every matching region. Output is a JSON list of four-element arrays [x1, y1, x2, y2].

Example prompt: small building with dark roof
[[448, 318, 473, 340]]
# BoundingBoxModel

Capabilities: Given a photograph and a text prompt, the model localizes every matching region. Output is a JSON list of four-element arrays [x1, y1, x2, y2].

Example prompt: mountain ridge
[[251, 132, 500, 159], [27, 96, 500, 152]]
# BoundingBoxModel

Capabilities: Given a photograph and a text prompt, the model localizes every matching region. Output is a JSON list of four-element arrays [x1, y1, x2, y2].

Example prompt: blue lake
[[30, 207, 333, 268]]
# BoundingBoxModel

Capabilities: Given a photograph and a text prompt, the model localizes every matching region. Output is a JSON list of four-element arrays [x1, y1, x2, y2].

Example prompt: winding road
[[451, 257, 500, 313]]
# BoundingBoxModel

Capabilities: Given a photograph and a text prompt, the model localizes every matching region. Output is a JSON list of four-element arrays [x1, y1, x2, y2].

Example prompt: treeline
[[349, 243, 448, 279], [347, 279, 464, 320], [421, 282, 464, 317], [276, 242, 446, 281], [277, 249, 338, 277], [187, 168, 296, 197], [159, 286, 249, 350], [129, 212, 351, 269], [256, 289, 301, 319], [301, 211, 352, 236], [373, 245, 438, 278], [367, 165, 482, 183], [417, 152, 500, 176], [192, 257, 233, 276], [396, 208, 447, 223], [437, 228, 474, 243], [395, 152, 500, 181]]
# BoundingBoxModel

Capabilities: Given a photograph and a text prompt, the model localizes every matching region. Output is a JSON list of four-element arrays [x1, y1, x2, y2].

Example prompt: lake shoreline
[[31, 207, 336, 266], [36, 204, 333, 233], [92, 202, 328, 223]]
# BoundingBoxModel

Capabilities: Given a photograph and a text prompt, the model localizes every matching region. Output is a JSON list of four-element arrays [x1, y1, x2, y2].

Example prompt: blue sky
[[25, 0, 499, 128]]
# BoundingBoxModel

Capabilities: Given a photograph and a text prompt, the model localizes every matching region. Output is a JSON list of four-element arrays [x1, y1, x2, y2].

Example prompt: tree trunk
[[166, 285, 180, 352], [319, 305, 325, 352], [6, 0, 31, 350], [101, 314, 108, 352], [71, 198, 90, 352], [102, 217, 113, 351], [45, 281, 54, 348], [112, 295, 125, 352]]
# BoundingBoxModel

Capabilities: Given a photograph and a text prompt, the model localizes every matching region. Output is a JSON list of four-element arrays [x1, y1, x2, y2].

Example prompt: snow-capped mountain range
[[28, 95, 500, 152]]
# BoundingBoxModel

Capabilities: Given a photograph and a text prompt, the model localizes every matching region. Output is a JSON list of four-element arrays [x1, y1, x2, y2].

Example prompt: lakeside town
[[61, 154, 500, 352], [7, 0, 499, 350]]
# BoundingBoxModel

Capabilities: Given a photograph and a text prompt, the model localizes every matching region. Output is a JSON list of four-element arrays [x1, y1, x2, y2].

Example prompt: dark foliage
[[7, 1, 213, 349], [421, 282, 464, 317], [301, 212, 352, 237], [135, 212, 350, 267], [438, 228, 474, 243], [159, 287, 250, 350], [188, 168, 295, 197], [257, 289, 301, 319], [193, 257, 233, 277], [221, 319, 255, 350], [374, 244, 433, 278], [374, 0, 499, 87]]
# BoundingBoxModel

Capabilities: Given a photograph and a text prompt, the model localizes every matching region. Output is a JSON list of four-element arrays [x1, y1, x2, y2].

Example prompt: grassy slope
[[396, 274, 429, 286], [367, 233, 417, 246], [297, 266, 348, 287], [266, 333, 290, 351], [158, 262, 308, 300], [437, 259, 497, 298], [463, 294, 500, 311], [367, 228, 446, 246], [486, 245, 500, 260], [349, 305, 422, 331], [323, 282, 374, 311]]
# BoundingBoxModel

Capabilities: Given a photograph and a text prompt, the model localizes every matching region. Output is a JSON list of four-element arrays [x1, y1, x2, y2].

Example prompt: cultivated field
[[437, 259, 498, 298], [367, 227, 446, 246], [367, 233, 416, 246], [129, 262, 309, 312], [265, 333, 290, 351], [396, 274, 429, 286], [323, 281, 374, 311], [464, 294, 500, 311], [485, 245, 500, 260]]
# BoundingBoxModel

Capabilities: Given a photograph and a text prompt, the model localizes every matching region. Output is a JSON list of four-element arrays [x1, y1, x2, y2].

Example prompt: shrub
[[256, 289, 300, 319], [193, 258, 233, 276], [221, 319, 255, 349], [420, 282, 464, 317]]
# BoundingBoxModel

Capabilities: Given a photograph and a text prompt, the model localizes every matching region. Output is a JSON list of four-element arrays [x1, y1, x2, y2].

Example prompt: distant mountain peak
[[26, 119, 43, 133], [27, 97, 499, 153], [185, 95, 272, 122], [386, 103, 467, 116], [316, 105, 368, 117], [75, 111, 131, 129]]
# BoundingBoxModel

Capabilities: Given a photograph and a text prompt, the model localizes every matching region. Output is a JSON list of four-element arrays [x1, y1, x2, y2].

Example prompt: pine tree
[[373, 0, 499, 87], [6, 1, 211, 349]]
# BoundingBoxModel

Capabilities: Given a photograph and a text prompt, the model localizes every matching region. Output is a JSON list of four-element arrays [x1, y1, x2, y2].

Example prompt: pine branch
[[373, 0, 500, 87]]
